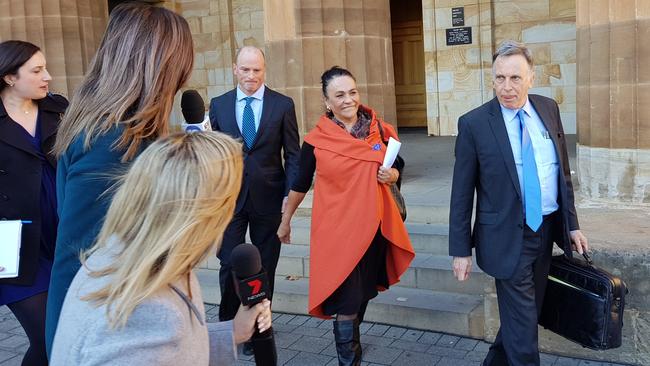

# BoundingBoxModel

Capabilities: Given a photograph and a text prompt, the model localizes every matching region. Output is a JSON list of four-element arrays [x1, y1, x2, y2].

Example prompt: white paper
[[0, 220, 22, 279], [382, 137, 402, 168]]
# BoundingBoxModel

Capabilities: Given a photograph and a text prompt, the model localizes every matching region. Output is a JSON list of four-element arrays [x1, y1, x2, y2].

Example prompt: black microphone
[[180, 90, 210, 132], [231, 243, 277, 366]]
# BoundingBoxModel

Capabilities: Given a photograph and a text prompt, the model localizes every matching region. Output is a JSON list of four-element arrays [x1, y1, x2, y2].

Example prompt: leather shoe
[[242, 341, 254, 356]]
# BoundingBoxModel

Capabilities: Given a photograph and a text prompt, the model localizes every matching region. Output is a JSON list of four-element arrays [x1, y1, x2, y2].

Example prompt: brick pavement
[[0, 304, 629, 365]]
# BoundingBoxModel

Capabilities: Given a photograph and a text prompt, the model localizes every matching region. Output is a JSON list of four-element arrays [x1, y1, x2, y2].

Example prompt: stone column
[[576, 0, 650, 203], [264, 0, 397, 135], [0, 0, 108, 98]]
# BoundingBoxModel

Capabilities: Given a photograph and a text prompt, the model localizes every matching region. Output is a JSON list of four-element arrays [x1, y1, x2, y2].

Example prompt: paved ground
[[0, 302, 628, 365]]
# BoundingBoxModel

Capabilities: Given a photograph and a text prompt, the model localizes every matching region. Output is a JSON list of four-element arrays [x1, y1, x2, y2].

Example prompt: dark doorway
[[390, 0, 426, 128]]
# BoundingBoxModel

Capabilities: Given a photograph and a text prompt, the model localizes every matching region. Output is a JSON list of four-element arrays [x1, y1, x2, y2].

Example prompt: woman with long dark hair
[[46, 2, 195, 353], [0, 40, 68, 366]]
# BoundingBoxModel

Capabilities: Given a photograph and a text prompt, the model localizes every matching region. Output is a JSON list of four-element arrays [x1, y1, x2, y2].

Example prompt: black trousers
[[217, 193, 282, 321], [484, 213, 556, 366]]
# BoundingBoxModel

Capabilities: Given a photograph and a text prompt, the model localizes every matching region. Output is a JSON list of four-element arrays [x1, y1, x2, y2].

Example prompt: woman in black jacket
[[0, 40, 67, 366]]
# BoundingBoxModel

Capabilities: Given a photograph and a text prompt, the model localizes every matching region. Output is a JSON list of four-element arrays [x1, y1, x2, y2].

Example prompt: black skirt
[[321, 227, 390, 316]]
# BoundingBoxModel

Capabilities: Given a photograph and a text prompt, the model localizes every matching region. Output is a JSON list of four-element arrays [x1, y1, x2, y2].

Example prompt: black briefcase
[[539, 253, 628, 350]]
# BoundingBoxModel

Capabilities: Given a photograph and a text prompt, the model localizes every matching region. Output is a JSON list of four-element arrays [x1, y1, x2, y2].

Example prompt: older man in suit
[[449, 40, 589, 366], [209, 46, 300, 341]]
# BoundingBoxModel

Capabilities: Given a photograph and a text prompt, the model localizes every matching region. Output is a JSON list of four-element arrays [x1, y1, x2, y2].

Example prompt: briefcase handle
[[581, 252, 593, 265]]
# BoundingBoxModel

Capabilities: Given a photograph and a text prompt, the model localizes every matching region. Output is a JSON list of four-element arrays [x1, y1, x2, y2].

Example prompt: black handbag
[[539, 253, 628, 350], [376, 120, 406, 221]]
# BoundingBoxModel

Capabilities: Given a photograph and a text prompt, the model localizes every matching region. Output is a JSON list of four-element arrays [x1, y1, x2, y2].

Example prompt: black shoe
[[242, 341, 254, 356], [333, 319, 362, 366]]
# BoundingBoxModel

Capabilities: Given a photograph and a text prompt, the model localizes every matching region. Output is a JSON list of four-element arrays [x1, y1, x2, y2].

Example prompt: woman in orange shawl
[[277, 66, 414, 365]]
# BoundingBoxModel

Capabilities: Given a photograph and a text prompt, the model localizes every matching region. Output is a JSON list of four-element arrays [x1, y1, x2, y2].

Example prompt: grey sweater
[[50, 240, 237, 365]]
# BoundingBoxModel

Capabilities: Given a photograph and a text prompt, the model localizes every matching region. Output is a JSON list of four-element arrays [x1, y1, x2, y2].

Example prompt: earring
[[326, 106, 331, 112]]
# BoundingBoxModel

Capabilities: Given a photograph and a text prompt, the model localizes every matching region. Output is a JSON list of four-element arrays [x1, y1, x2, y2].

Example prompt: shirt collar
[[500, 97, 532, 124], [236, 84, 265, 102]]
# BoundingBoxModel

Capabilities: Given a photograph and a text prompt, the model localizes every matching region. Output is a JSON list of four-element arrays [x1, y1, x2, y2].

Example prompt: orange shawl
[[304, 106, 415, 318]]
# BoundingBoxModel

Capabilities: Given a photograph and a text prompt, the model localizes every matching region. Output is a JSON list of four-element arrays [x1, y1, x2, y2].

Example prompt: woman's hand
[[377, 166, 399, 185], [277, 220, 291, 244], [232, 299, 272, 344]]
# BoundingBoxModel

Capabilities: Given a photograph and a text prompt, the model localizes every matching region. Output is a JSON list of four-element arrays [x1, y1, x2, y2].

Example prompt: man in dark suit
[[449, 40, 589, 366], [209, 46, 300, 335]]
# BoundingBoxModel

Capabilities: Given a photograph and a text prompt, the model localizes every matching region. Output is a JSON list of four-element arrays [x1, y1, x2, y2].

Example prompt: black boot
[[333, 319, 361, 366]]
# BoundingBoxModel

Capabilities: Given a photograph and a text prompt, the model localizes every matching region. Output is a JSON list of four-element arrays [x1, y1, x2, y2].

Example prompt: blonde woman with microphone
[[50, 132, 271, 365]]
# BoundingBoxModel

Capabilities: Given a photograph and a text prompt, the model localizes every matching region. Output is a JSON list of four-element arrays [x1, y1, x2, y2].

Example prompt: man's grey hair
[[492, 40, 534, 70]]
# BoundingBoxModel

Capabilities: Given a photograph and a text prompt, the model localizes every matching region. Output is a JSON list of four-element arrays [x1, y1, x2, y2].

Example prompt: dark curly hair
[[320, 66, 356, 98]]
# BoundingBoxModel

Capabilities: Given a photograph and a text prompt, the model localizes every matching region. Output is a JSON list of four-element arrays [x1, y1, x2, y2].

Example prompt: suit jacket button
[[0, 169, 6, 175]]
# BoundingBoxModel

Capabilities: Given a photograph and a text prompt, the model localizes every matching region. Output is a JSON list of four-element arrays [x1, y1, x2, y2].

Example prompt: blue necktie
[[241, 97, 256, 149], [518, 109, 542, 231]]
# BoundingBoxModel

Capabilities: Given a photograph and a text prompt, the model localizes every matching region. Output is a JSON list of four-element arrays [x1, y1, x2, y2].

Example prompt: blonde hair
[[53, 3, 194, 161], [82, 132, 243, 329]]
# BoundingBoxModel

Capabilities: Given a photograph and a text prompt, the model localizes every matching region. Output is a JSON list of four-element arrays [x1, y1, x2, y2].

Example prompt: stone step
[[196, 269, 485, 338], [287, 218, 450, 255], [274, 245, 491, 295]]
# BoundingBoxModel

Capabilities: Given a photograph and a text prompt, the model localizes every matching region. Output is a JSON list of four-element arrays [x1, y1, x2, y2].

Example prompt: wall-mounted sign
[[446, 27, 472, 46], [452, 7, 464, 27]]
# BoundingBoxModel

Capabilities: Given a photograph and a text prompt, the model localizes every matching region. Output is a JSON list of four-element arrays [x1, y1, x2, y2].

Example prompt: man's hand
[[570, 230, 589, 255], [452, 256, 472, 281], [232, 299, 272, 344], [277, 221, 291, 244]]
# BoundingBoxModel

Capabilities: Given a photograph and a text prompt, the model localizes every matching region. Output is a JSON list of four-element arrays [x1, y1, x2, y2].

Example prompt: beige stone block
[[550, 40, 576, 63], [342, 3, 363, 36], [233, 12, 251, 31], [423, 0, 435, 10], [250, 10, 264, 29], [454, 68, 482, 91], [41, 0, 62, 16], [550, 0, 576, 18], [322, 36, 347, 69], [193, 33, 216, 53], [553, 85, 576, 105], [423, 8, 435, 32], [423, 29, 436, 52], [527, 43, 550, 65], [586, 0, 611, 26], [201, 15, 220, 33], [493, 23, 523, 44], [638, 85, 650, 148], [522, 22, 575, 43], [638, 19, 650, 83], [438, 71, 454, 92], [610, 84, 637, 148], [204, 49, 221, 69], [298, 2, 323, 36], [187, 69, 208, 88], [263, 0, 296, 41], [575, 0, 590, 27], [587, 27, 610, 85], [587, 85, 612, 147], [234, 29, 264, 48], [232, 0, 261, 13], [611, 0, 636, 22], [529, 86, 552, 98], [303, 86, 325, 130], [299, 37, 325, 86], [365, 37, 388, 84], [282, 39, 304, 88], [478, 2, 492, 26], [180, 0, 211, 17], [361, 0, 387, 37], [494, 0, 550, 24]]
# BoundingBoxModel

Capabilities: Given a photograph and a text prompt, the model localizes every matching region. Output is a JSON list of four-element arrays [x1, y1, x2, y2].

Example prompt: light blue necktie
[[241, 97, 256, 149], [518, 109, 542, 231]]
